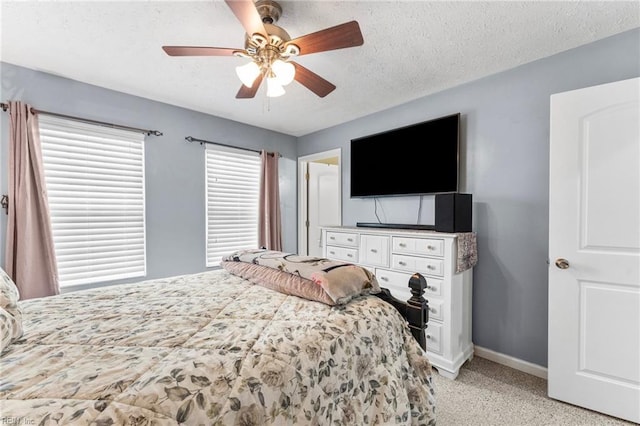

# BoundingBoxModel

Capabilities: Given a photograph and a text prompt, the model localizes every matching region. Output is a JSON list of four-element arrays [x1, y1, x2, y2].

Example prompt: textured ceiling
[[1, 1, 638, 137]]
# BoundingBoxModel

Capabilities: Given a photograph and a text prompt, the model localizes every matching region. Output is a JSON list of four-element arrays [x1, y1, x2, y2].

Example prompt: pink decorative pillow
[[221, 249, 380, 305]]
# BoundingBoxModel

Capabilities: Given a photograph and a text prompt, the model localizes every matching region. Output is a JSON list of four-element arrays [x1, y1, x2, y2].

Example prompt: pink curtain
[[5, 101, 59, 299], [258, 151, 282, 251]]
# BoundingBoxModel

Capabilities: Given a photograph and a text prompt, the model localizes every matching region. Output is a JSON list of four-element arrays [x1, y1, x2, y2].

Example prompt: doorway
[[298, 149, 341, 256]]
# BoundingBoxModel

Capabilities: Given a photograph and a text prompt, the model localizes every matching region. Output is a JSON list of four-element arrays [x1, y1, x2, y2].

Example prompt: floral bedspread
[[0, 270, 435, 425]]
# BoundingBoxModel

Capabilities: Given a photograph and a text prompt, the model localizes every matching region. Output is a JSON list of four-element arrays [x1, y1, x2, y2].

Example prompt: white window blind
[[206, 147, 260, 267], [39, 115, 146, 287]]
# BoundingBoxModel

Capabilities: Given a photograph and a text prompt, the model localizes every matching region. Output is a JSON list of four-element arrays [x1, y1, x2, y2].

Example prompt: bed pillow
[[0, 267, 23, 352], [221, 249, 380, 305]]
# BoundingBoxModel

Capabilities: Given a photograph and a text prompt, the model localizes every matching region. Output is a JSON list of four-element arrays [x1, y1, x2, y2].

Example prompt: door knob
[[555, 258, 570, 269]]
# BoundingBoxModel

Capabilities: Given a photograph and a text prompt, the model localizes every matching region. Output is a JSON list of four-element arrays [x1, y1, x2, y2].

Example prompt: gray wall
[[296, 28, 640, 367], [0, 62, 298, 289]]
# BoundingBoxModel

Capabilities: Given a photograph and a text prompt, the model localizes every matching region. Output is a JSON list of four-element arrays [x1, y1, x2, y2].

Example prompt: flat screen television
[[350, 113, 460, 198]]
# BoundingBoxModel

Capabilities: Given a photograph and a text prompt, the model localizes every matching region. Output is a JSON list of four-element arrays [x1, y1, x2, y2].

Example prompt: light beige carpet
[[432, 356, 637, 426]]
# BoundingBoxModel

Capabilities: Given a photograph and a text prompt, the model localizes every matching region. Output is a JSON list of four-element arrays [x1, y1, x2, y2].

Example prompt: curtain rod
[[185, 136, 281, 157], [1, 102, 163, 136]]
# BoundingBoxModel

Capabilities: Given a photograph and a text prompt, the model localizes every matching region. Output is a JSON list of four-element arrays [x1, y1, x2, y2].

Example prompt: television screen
[[350, 113, 460, 198]]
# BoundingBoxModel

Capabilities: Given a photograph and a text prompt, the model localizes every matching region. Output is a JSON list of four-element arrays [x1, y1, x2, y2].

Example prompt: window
[[206, 147, 260, 266], [39, 115, 146, 287]]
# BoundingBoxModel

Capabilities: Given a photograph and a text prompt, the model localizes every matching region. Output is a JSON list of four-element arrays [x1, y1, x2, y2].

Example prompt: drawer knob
[[380, 276, 389, 282], [430, 307, 436, 313], [399, 243, 406, 247], [428, 245, 435, 250], [347, 254, 353, 258], [371, 249, 377, 253], [426, 285, 432, 290], [330, 236, 335, 240], [427, 265, 435, 270], [426, 334, 431, 339], [347, 238, 353, 242], [329, 251, 335, 255], [399, 261, 406, 266]]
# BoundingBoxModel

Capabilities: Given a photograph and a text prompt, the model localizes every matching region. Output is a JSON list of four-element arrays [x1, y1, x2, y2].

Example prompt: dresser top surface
[[321, 226, 463, 238]]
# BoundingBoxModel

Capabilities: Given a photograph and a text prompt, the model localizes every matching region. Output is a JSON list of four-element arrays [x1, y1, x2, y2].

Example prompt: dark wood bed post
[[406, 273, 429, 350], [375, 273, 429, 351]]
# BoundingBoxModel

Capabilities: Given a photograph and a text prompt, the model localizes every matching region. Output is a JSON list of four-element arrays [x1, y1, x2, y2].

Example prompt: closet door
[[548, 77, 639, 423]]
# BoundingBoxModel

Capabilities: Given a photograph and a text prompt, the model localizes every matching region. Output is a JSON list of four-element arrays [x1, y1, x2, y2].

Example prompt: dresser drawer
[[424, 277, 443, 298], [375, 269, 443, 299], [360, 234, 389, 267], [426, 321, 443, 355], [426, 298, 443, 322], [392, 254, 444, 277], [326, 231, 358, 247], [326, 245, 358, 262], [375, 269, 413, 300], [393, 237, 444, 257]]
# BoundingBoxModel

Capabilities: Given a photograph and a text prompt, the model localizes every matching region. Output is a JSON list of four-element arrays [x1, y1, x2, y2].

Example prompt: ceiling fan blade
[[292, 62, 336, 98], [289, 21, 364, 56], [162, 46, 239, 56], [225, 0, 268, 38], [236, 73, 264, 99]]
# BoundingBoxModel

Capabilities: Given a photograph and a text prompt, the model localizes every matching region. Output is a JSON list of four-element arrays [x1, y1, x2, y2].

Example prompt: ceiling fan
[[162, 0, 364, 99]]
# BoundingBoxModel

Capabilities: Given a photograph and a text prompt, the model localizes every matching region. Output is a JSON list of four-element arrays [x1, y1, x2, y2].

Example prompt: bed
[[0, 250, 436, 425]]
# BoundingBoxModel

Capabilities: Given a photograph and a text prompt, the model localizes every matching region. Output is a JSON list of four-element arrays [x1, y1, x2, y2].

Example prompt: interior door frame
[[297, 148, 342, 255]]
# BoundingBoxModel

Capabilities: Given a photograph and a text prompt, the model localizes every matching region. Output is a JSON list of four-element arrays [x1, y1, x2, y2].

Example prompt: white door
[[307, 162, 340, 256], [297, 149, 341, 256], [548, 77, 640, 423]]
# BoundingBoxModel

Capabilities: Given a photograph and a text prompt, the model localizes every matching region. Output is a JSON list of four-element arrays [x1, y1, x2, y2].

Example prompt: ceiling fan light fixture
[[271, 59, 295, 86], [236, 61, 261, 87], [163, 0, 364, 99], [266, 76, 286, 97]]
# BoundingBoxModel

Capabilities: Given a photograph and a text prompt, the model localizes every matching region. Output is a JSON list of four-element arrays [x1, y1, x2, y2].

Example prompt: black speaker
[[435, 193, 472, 233]]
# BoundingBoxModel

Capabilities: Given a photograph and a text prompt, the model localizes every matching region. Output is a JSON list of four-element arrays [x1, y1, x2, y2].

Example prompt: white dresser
[[321, 226, 474, 379]]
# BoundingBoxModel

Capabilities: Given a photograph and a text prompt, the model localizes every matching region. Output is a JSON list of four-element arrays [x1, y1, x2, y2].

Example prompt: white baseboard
[[474, 346, 548, 380]]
